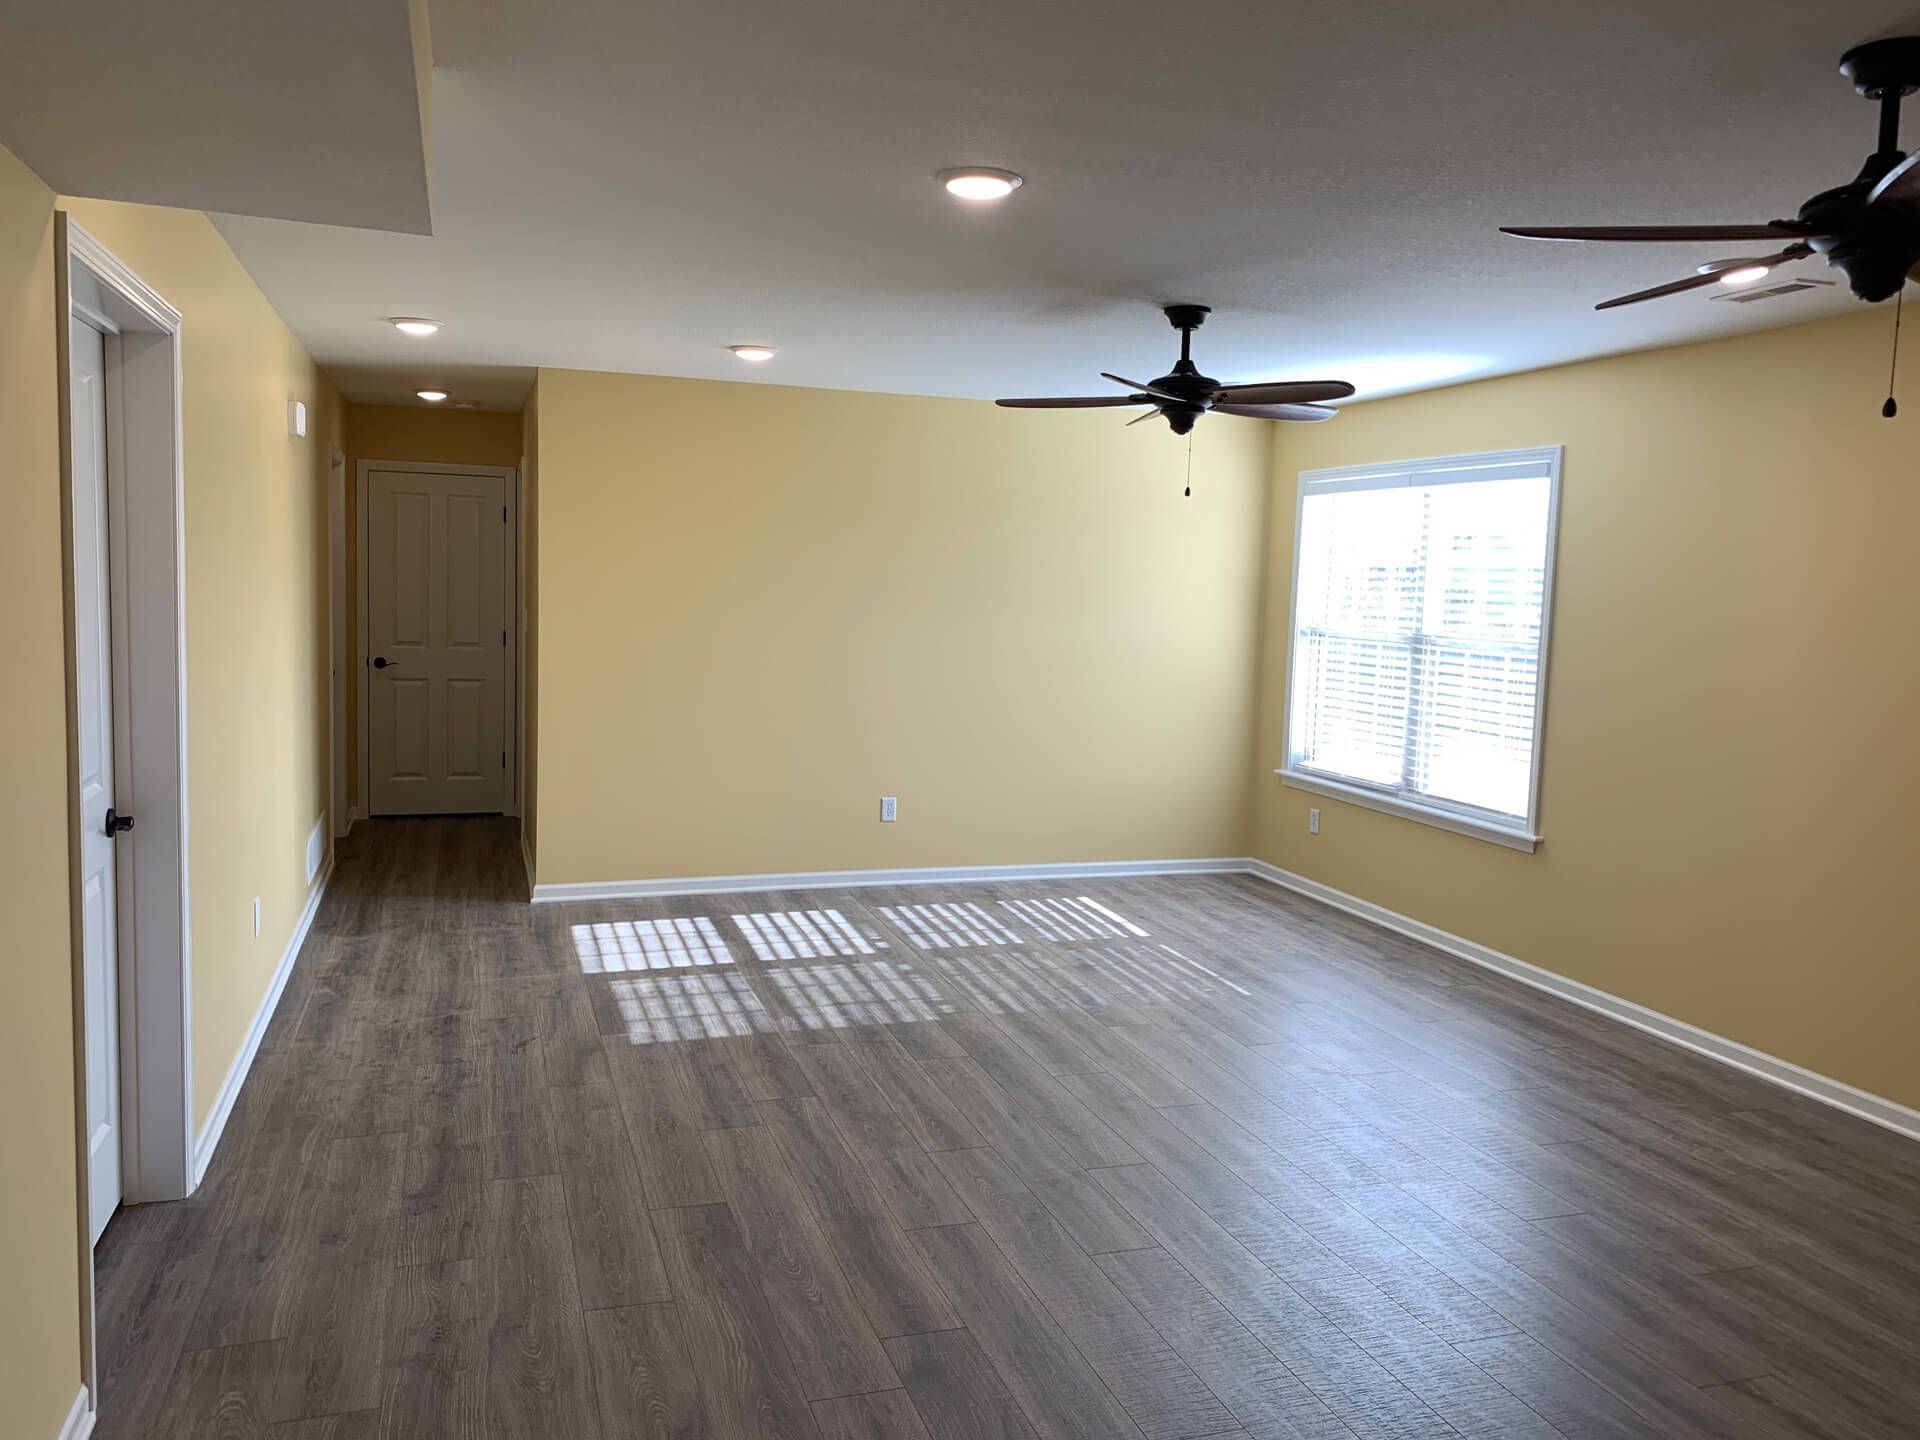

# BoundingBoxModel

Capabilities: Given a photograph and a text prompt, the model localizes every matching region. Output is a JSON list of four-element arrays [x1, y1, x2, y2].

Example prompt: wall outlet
[[880, 796, 898, 823], [1308, 807, 1320, 835], [252, 897, 263, 936]]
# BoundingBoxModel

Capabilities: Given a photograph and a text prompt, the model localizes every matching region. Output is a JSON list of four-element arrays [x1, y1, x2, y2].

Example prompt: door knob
[[104, 808, 135, 837], [373, 655, 395, 669]]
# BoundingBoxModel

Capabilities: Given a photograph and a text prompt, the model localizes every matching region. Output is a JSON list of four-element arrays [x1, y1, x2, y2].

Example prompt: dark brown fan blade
[[996, 395, 1153, 408], [1213, 380, 1355, 404], [1213, 402, 1338, 422], [1124, 409, 1161, 426], [1594, 270, 1725, 309], [1502, 224, 1817, 242], [1100, 372, 1184, 402], [1595, 244, 1811, 310], [1870, 152, 1920, 209]]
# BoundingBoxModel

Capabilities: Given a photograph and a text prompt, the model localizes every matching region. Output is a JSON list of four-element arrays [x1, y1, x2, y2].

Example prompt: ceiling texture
[[47, 1, 1920, 409], [0, 0, 432, 235]]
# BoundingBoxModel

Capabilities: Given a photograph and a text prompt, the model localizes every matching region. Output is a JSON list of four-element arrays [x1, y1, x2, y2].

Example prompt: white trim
[[356, 459, 520, 818], [1277, 769, 1540, 852], [521, 822, 536, 898], [515, 451, 529, 817], [191, 862, 331, 1184], [64, 225, 181, 331], [54, 1386, 94, 1440], [60, 216, 196, 1214], [1245, 860, 1920, 1143], [1278, 443, 1563, 850], [531, 856, 1249, 903]]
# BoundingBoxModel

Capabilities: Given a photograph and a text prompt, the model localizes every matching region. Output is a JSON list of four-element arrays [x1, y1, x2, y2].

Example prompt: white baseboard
[[191, 861, 332, 1185], [55, 1386, 93, 1440], [521, 823, 536, 898], [1246, 860, 1920, 1144], [530, 855, 1249, 903]]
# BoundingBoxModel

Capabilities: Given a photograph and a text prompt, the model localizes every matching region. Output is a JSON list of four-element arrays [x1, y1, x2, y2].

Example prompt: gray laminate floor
[[92, 817, 1920, 1438]]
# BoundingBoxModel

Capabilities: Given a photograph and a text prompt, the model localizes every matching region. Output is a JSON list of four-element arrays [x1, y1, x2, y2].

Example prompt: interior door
[[71, 313, 123, 1243], [367, 466, 509, 814]]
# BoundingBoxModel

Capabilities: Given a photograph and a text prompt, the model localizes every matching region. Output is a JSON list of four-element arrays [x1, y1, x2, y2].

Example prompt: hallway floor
[[93, 818, 1920, 1438]]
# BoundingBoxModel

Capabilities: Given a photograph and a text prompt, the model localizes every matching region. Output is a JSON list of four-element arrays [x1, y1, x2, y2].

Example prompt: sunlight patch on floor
[[997, 896, 1148, 941], [764, 959, 952, 1029], [572, 917, 733, 973], [880, 901, 1024, 950], [732, 908, 883, 961], [607, 969, 769, 1041]]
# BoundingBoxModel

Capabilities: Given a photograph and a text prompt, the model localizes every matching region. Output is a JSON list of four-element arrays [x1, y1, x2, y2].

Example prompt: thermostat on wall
[[289, 399, 307, 439]]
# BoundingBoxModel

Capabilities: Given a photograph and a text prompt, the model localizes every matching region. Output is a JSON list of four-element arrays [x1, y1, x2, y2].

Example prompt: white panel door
[[71, 314, 124, 1243], [367, 467, 508, 814]]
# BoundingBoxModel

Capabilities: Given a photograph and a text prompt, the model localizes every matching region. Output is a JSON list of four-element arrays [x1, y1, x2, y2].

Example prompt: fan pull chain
[[1885, 288, 1904, 419], [1184, 432, 1194, 497]]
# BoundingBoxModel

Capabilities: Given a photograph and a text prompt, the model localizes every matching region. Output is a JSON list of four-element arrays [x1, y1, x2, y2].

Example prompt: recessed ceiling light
[[730, 344, 777, 362], [390, 317, 442, 336], [938, 167, 1023, 201], [1717, 265, 1771, 286], [416, 389, 449, 402]]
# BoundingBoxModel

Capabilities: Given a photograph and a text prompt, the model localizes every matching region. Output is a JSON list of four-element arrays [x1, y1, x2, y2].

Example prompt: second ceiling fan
[[997, 305, 1355, 434], [1502, 37, 1920, 310]]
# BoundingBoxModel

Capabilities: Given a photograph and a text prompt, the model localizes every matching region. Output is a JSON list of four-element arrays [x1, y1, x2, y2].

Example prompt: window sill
[[1276, 769, 1541, 853]]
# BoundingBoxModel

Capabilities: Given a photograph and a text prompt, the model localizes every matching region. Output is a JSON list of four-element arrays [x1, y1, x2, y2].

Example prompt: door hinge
[[502, 505, 507, 522], [502, 628, 507, 646], [501, 750, 506, 768]]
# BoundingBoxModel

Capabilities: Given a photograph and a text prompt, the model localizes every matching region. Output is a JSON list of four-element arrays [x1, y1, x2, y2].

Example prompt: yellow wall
[[342, 402, 523, 811], [58, 197, 345, 1129], [1255, 309, 1920, 1109], [0, 141, 85, 1440], [530, 368, 1269, 886]]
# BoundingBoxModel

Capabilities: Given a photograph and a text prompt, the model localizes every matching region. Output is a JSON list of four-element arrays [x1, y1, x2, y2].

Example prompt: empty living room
[[3, 2, 1918, 1437]]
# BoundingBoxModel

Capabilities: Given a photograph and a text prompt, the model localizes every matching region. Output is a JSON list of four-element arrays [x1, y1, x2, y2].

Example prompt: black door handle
[[373, 656, 395, 669], [104, 808, 135, 837]]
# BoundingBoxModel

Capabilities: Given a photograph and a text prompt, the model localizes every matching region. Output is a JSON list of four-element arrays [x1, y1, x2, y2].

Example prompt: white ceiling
[[206, 0, 1920, 411], [0, 1, 431, 235]]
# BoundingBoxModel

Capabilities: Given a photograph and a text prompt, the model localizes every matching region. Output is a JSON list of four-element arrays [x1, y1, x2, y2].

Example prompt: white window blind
[[1281, 447, 1561, 849]]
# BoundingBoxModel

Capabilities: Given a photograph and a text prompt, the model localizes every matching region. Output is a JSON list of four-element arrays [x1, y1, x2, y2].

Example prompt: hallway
[[92, 819, 1920, 1438]]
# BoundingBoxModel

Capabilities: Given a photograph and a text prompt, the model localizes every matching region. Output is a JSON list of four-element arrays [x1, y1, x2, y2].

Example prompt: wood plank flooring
[[93, 817, 1920, 1438]]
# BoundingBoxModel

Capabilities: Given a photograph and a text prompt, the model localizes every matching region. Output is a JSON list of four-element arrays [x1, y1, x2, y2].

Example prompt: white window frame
[[1276, 444, 1564, 853]]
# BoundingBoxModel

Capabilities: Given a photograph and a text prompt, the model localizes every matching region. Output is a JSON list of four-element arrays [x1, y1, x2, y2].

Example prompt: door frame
[[355, 458, 520, 818], [328, 445, 349, 838], [57, 215, 195, 1410]]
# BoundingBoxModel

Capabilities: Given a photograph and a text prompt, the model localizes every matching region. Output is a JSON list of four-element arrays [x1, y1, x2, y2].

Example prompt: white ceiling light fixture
[[730, 344, 777, 362], [389, 316, 442, 336], [416, 388, 449, 402], [938, 166, 1023, 201], [1715, 263, 1772, 286]]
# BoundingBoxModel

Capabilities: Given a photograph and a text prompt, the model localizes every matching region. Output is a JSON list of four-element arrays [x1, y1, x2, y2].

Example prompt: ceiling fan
[[996, 304, 1355, 434], [1504, 36, 1920, 310]]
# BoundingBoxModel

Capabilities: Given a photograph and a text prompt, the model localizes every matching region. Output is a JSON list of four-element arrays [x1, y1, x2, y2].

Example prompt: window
[[1280, 446, 1561, 850]]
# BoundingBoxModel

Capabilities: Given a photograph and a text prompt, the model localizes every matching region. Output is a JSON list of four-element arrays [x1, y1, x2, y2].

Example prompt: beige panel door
[[367, 466, 508, 814]]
